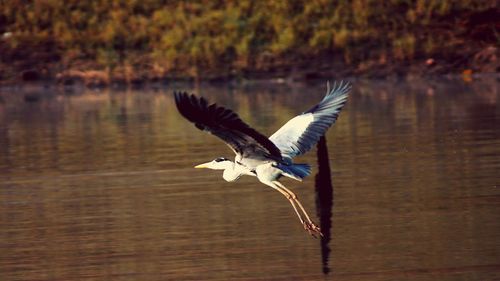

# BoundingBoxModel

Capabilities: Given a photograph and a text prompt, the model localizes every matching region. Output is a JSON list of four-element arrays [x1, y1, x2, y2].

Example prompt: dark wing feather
[[174, 92, 283, 162]]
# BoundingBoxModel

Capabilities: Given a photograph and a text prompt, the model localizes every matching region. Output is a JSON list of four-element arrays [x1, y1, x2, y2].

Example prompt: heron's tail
[[278, 163, 311, 181]]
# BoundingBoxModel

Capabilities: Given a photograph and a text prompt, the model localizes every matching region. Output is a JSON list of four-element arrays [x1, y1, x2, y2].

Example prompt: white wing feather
[[269, 81, 351, 160]]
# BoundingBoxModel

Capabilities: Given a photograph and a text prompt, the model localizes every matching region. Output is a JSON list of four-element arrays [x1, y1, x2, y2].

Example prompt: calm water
[[0, 78, 499, 281]]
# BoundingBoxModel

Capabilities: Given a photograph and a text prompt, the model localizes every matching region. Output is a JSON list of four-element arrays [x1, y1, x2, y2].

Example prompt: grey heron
[[174, 81, 350, 236]]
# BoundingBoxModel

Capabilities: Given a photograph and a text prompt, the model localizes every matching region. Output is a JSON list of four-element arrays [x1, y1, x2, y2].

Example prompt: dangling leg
[[275, 183, 313, 223], [273, 181, 322, 237], [263, 181, 307, 225]]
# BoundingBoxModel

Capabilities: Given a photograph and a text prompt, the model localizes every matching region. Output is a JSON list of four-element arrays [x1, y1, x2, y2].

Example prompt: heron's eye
[[215, 157, 227, 162]]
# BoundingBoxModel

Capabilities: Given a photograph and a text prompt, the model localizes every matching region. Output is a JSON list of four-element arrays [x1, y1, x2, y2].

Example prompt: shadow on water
[[314, 135, 333, 275]]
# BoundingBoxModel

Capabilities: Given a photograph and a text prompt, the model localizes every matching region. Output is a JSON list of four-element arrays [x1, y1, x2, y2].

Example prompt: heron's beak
[[194, 162, 210, 169]]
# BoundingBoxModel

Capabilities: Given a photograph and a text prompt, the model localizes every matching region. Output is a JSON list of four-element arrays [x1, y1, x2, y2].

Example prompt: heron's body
[[174, 81, 351, 236], [219, 158, 308, 182]]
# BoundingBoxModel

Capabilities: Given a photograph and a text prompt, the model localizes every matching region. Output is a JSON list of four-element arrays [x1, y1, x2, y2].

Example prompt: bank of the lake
[[1, 2, 498, 87]]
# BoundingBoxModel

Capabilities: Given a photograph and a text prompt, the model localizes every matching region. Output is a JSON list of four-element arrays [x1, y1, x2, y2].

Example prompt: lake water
[[1, 78, 499, 281]]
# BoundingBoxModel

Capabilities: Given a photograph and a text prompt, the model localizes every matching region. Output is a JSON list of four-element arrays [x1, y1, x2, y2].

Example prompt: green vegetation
[[0, 0, 498, 83]]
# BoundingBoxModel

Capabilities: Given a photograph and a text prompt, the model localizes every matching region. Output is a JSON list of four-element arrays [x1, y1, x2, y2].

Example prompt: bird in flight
[[174, 81, 350, 236]]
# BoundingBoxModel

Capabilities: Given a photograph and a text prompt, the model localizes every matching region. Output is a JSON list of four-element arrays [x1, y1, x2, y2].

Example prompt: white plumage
[[174, 81, 351, 236], [270, 81, 351, 161]]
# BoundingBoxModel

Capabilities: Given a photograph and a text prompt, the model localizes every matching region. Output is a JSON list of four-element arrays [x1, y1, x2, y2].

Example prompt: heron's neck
[[226, 161, 255, 176], [218, 160, 235, 170], [222, 161, 240, 182]]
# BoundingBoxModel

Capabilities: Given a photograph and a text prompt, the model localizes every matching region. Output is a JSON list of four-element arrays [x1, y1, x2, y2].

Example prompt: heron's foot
[[303, 221, 323, 238]]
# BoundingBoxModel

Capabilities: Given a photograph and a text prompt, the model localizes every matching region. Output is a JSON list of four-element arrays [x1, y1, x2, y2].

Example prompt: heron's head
[[194, 157, 233, 170]]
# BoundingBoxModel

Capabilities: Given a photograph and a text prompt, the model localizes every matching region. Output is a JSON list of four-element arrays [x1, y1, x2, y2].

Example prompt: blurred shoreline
[[2, 3, 498, 88], [1, 51, 498, 89]]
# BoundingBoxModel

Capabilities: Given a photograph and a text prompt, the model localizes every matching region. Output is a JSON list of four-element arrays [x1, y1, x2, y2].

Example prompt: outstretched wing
[[174, 92, 283, 162], [269, 81, 351, 160]]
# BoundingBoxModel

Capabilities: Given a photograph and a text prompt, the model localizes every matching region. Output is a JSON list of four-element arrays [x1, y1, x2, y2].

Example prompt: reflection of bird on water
[[174, 81, 350, 236], [315, 136, 334, 272]]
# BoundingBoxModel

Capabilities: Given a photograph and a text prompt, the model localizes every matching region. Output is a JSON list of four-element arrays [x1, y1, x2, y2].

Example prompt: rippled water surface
[[1, 78, 499, 280]]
